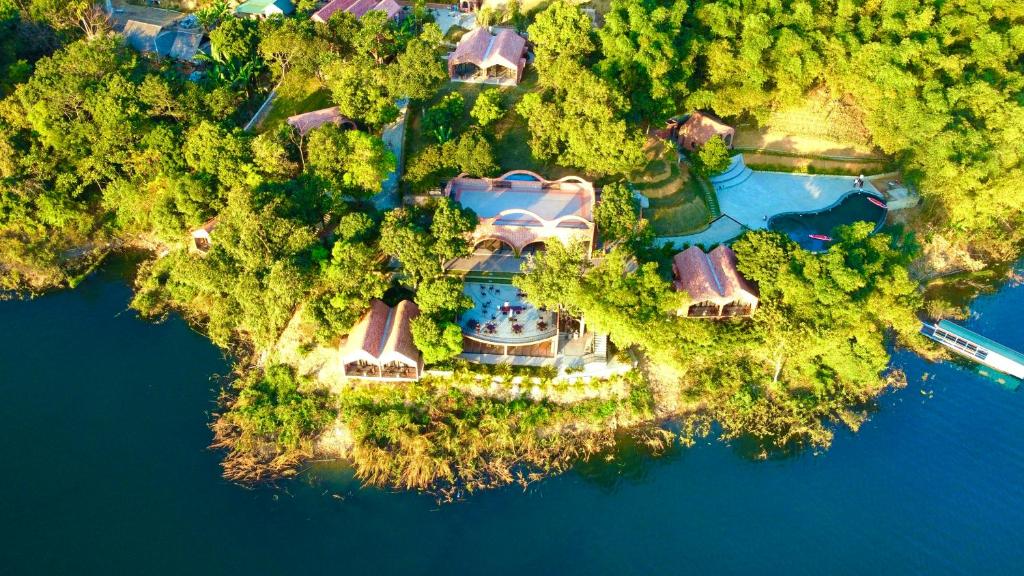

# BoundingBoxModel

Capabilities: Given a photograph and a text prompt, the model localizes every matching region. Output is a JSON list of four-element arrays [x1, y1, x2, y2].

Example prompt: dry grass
[[733, 86, 880, 158]]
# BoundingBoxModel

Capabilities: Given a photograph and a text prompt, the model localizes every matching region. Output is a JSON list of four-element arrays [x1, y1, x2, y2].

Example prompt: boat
[[808, 234, 832, 241], [867, 196, 888, 209], [921, 320, 1024, 380]]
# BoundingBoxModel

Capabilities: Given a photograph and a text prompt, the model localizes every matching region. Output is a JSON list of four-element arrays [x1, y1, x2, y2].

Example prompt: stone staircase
[[592, 333, 608, 360], [709, 155, 753, 192]]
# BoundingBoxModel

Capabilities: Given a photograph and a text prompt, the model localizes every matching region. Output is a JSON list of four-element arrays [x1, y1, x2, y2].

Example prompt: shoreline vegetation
[[1, 1, 1022, 498]]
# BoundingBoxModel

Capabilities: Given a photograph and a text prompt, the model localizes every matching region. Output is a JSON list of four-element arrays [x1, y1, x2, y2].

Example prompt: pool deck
[[720, 171, 878, 231], [655, 158, 881, 247]]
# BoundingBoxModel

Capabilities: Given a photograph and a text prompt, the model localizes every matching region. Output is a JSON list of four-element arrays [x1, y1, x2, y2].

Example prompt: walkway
[[373, 98, 409, 210]]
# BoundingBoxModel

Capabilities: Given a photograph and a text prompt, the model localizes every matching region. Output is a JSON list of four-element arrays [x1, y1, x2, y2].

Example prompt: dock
[[922, 320, 1024, 380]]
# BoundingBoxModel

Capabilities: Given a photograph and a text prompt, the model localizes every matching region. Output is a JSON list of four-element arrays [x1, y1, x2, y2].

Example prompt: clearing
[[255, 75, 332, 134], [732, 87, 881, 160]]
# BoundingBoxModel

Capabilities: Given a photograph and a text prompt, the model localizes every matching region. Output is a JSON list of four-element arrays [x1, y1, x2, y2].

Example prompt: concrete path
[[373, 98, 409, 210], [654, 216, 746, 249]]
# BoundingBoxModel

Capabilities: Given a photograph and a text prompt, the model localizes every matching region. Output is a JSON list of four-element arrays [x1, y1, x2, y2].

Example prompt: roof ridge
[[376, 304, 396, 357], [702, 250, 725, 296], [482, 33, 497, 63]]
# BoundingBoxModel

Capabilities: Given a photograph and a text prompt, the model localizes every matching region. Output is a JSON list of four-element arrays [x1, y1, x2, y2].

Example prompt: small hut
[[286, 107, 358, 136], [668, 112, 735, 151], [189, 217, 219, 255]]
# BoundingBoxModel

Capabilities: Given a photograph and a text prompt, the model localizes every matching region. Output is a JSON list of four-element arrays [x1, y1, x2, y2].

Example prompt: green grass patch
[[257, 75, 333, 134]]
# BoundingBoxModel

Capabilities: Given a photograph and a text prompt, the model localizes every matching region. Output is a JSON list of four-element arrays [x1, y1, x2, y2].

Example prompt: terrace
[[460, 282, 557, 347]]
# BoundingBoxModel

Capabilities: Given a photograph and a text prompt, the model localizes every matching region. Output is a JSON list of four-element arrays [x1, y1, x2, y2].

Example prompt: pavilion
[[673, 245, 758, 318], [448, 27, 527, 86], [189, 217, 219, 255], [339, 300, 422, 381]]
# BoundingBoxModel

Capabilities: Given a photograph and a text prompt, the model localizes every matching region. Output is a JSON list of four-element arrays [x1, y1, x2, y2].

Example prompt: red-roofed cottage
[[673, 245, 758, 318], [339, 299, 422, 380], [311, 0, 402, 23], [668, 112, 735, 151], [448, 27, 527, 86]]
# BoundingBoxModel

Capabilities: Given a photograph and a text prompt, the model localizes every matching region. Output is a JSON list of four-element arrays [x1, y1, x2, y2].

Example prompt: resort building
[[189, 217, 219, 255], [667, 112, 735, 151], [673, 245, 758, 318], [286, 107, 358, 136], [448, 27, 527, 86], [339, 300, 422, 381], [444, 170, 596, 273], [235, 0, 295, 18], [457, 0, 482, 12], [311, 0, 402, 23]]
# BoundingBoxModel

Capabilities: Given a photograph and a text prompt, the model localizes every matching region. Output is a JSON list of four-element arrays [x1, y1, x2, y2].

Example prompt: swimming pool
[[768, 191, 887, 251], [503, 173, 541, 181]]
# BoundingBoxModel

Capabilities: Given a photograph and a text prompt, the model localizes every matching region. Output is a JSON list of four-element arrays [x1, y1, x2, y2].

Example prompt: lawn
[[256, 75, 333, 134], [629, 140, 711, 236]]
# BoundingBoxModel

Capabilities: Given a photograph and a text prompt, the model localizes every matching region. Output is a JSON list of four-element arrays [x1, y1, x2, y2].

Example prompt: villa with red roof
[[339, 299, 422, 380], [448, 27, 528, 86], [310, 0, 402, 23], [672, 245, 758, 318]]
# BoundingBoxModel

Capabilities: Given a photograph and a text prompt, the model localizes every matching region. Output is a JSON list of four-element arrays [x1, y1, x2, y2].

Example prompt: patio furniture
[[512, 324, 523, 334], [537, 321, 548, 331]]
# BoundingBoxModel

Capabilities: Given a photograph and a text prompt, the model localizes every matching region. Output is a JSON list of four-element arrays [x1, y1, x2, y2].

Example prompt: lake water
[[2, 261, 1023, 575]]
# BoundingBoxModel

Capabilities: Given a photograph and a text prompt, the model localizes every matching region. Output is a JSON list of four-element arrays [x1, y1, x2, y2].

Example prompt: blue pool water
[[1, 261, 1022, 574], [769, 191, 888, 251], [503, 172, 541, 181]]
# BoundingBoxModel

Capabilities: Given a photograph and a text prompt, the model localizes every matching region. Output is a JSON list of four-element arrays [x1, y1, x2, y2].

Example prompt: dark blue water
[[2, 262, 1023, 575], [769, 191, 887, 251]]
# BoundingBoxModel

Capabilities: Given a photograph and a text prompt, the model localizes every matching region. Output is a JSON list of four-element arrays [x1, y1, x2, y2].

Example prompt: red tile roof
[[311, 0, 401, 22], [673, 245, 758, 306], [676, 112, 734, 148], [340, 299, 421, 368], [448, 27, 527, 82]]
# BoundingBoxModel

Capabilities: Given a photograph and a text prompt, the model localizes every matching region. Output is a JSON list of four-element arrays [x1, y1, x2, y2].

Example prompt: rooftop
[[340, 299, 420, 366], [446, 171, 595, 223], [286, 107, 356, 136], [673, 245, 758, 305], [312, 0, 402, 22], [236, 0, 294, 15], [450, 27, 526, 72]]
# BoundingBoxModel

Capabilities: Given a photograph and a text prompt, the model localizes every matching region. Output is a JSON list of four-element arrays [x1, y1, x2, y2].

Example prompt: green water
[[2, 261, 1023, 574]]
